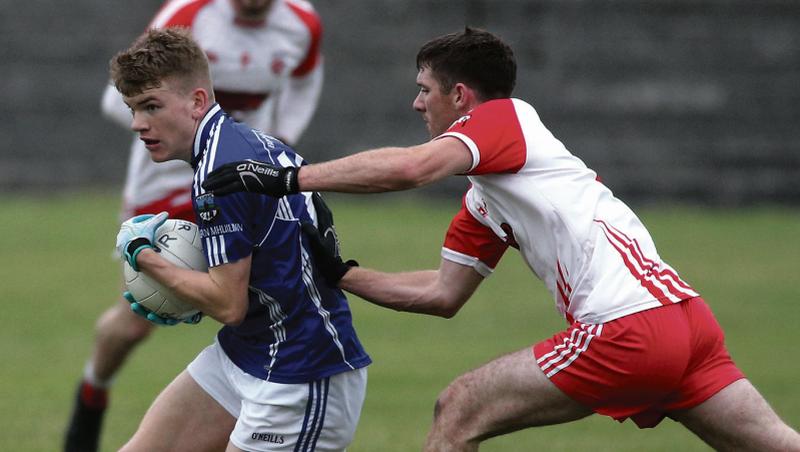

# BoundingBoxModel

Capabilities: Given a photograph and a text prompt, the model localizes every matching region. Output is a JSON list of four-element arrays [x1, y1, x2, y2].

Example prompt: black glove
[[302, 193, 358, 286], [302, 222, 358, 286], [202, 159, 299, 197], [311, 192, 339, 252]]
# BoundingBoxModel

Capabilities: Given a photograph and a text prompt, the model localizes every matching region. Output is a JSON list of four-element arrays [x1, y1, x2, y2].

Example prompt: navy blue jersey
[[190, 104, 370, 383]]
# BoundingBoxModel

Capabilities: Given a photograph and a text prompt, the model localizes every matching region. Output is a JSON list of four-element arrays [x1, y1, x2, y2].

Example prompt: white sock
[[83, 361, 113, 389]]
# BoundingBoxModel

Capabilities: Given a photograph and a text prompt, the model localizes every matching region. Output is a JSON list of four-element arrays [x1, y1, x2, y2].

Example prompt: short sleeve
[[196, 191, 257, 267], [441, 202, 509, 277], [439, 99, 527, 175]]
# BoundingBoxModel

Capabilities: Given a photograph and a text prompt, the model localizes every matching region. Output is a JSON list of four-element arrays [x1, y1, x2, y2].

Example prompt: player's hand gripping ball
[[116, 212, 169, 271], [122, 219, 208, 324]]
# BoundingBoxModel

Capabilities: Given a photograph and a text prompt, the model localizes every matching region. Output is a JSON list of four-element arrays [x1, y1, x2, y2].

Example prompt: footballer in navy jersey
[[110, 28, 368, 451], [191, 104, 370, 383]]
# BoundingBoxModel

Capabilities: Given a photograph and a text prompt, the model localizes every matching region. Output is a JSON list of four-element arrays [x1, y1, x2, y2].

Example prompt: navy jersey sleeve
[[195, 190, 261, 267]]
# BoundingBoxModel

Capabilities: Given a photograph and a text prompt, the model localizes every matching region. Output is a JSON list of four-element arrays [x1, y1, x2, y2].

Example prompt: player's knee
[[432, 386, 453, 423], [429, 380, 481, 448], [432, 379, 469, 426]]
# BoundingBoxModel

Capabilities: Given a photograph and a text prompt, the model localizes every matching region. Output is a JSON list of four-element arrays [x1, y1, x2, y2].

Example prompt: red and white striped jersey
[[439, 98, 699, 324], [102, 0, 322, 216]]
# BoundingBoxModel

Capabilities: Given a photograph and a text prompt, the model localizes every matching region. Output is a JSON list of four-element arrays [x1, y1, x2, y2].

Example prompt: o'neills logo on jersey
[[196, 193, 218, 222]]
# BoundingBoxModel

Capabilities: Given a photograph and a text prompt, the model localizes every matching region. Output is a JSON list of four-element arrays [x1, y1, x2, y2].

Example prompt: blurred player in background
[[65, 1, 323, 451], [203, 28, 800, 451], [109, 27, 368, 452]]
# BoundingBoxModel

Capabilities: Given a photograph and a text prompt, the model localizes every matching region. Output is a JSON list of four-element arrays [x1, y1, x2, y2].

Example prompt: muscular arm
[[338, 258, 484, 318], [135, 249, 251, 326], [297, 136, 473, 193]]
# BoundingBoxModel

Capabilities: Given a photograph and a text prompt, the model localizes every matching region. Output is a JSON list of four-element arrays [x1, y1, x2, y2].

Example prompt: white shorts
[[187, 341, 368, 451]]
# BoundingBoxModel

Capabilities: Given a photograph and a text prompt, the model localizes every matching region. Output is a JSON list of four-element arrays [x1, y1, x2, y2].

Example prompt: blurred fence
[[2, 0, 798, 204]]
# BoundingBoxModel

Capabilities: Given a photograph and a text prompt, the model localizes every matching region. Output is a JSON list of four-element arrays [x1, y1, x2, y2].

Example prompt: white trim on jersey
[[303, 192, 317, 225], [206, 120, 223, 175], [257, 211, 280, 248], [251, 287, 289, 381], [193, 104, 223, 162], [537, 324, 603, 378], [198, 116, 225, 189], [441, 247, 494, 277], [205, 235, 229, 266], [194, 113, 231, 268], [277, 150, 295, 168], [276, 197, 294, 221], [439, 131, 480, 172]]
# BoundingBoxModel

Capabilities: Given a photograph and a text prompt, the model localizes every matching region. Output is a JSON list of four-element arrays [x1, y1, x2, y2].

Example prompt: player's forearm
[[136, 249, 248, 325], [298, 146, 432, 193], [339, 267, 460, 318], [298, 138, 471, 194]]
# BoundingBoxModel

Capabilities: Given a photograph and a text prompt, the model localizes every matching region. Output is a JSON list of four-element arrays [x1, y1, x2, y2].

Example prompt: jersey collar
[[192, 103, 224, 168]]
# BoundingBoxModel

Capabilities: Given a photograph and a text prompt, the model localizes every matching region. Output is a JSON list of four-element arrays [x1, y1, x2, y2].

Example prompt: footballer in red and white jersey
[[102, 0, 323, 220], [439, 98, 699, 325]]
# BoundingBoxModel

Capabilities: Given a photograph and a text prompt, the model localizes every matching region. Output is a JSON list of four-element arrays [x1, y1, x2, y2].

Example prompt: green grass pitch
[[1, 191, 798, 451]]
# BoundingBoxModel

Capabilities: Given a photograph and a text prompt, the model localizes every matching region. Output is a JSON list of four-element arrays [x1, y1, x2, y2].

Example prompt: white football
[[123, 219, 208, 321]]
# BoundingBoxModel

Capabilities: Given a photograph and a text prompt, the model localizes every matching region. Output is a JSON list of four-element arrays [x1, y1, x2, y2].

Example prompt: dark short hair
[[110, 27, 211, 97], [416, 27, 516, 100]]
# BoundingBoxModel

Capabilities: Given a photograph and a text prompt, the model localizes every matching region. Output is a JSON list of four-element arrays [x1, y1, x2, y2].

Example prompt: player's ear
[[452, 83, 477, 111], [190, 87, 211, 120]]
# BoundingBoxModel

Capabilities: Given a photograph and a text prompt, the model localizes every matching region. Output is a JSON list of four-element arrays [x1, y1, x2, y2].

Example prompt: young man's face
[[124, 79, 200, 163], [413, 66, 460, 138]]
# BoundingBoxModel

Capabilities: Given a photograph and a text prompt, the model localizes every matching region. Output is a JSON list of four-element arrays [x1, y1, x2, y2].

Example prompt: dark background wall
[[2, 0, 798, 204]]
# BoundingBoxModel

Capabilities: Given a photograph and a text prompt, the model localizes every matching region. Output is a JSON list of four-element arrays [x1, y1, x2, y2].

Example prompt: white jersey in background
[[439, 98, 699, 325], [101, 0, 323, 217]]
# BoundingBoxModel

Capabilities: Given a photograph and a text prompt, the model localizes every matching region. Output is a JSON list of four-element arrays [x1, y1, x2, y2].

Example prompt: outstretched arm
[[340, 258, 484, 318], [202, 136, 473, 196], [297, 137, 472, 193]]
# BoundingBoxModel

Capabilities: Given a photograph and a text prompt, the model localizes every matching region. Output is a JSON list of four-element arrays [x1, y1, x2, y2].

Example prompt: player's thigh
[[671, 378, 800, 452], [435, 347, 592, 438], [121, 370, 235, 452]]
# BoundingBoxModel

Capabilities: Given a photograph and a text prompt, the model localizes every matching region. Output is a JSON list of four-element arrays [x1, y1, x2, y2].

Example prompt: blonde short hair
[[110, 27, 212, 98]]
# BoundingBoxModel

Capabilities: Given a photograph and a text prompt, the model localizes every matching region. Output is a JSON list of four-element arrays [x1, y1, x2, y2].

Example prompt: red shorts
[[129, 188, 195, 222], [533, 297, 745, 428]]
